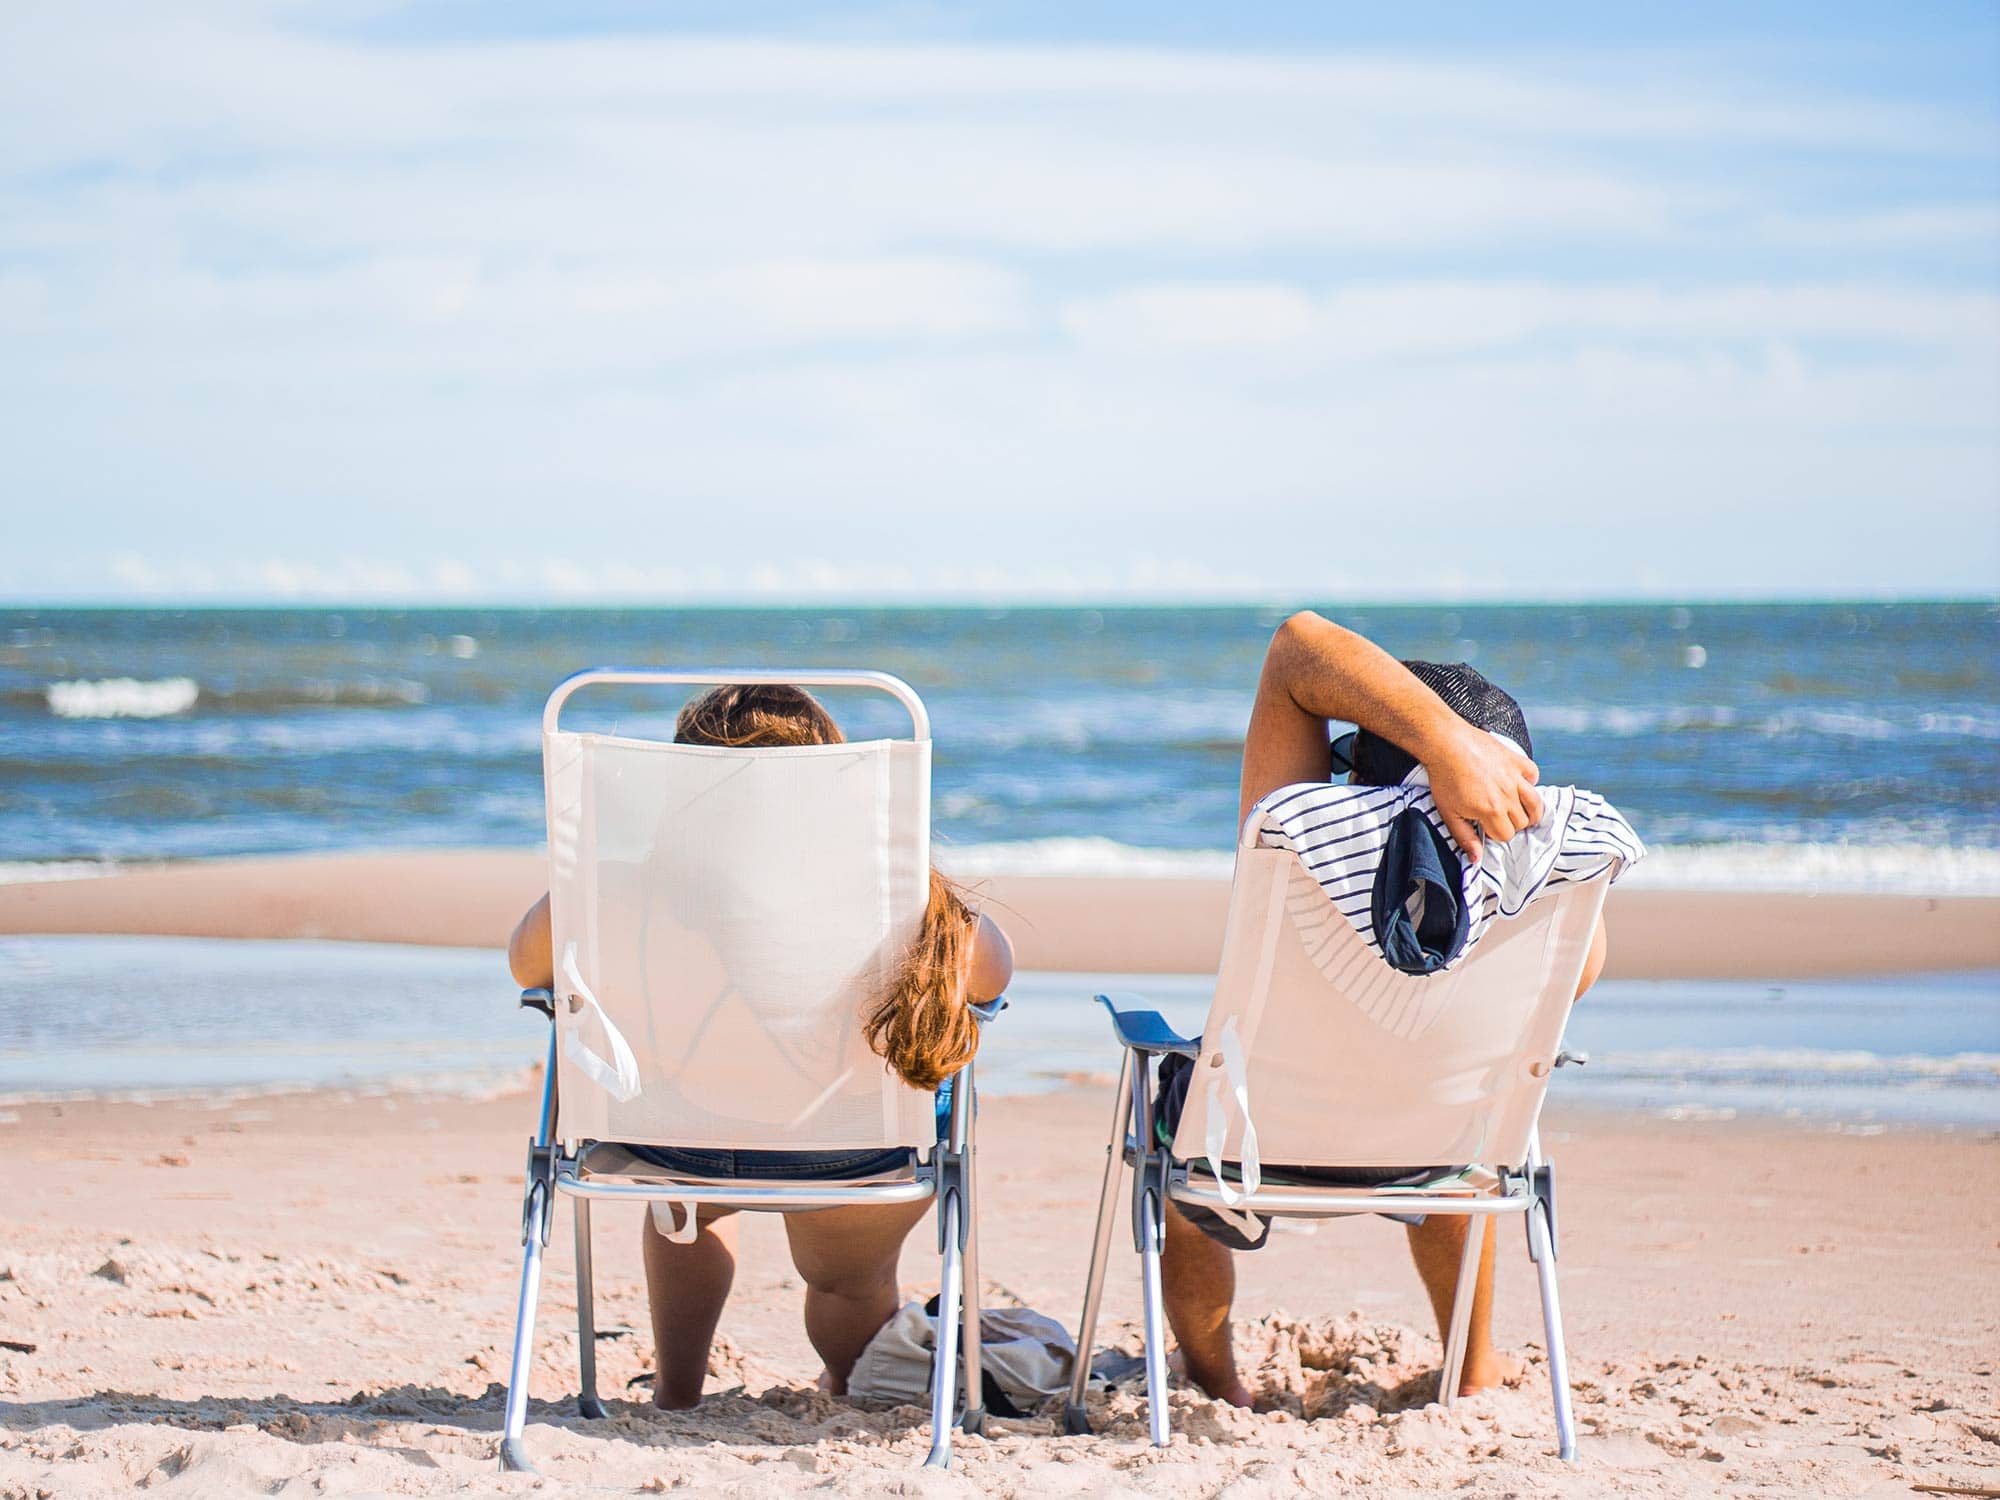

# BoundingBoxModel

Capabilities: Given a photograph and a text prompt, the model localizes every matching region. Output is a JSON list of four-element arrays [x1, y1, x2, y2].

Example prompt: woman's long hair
[[675, 683, 979, 1091]]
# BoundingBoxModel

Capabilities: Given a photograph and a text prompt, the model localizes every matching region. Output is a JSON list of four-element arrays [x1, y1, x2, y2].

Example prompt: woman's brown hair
[[675, 683, 979, 1092]]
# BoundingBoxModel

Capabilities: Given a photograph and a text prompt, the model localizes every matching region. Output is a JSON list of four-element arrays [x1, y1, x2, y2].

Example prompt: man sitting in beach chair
[[1159, 611, 1638, 1406]]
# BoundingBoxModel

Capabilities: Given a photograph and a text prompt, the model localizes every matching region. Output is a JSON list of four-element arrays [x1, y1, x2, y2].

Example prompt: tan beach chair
[[499, 668, 996, 1473], [1063, 811, 1611, 1460]]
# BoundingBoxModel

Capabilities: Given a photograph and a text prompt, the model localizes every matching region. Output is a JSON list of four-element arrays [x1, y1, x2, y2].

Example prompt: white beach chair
[[1063, 811, 1610, 1460], [499, 668, 997, 1473]]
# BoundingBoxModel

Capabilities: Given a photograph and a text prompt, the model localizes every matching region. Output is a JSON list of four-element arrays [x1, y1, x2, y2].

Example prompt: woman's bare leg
[[642, 1205, 740, 1410], [782, 1199, 932, 1392]]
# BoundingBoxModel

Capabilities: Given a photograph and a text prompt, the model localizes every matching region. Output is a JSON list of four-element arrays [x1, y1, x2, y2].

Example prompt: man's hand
[[1424, 723, 1544, 864]]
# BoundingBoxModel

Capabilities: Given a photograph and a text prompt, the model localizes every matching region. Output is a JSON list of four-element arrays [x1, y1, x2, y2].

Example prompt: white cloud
[[0, 4, 1994, 601], [1060, 281, 2000, 361]]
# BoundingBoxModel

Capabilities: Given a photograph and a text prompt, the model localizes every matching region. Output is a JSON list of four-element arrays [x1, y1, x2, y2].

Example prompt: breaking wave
[[938, 837, 2000, 893], [43, 677, 199, 719], [23, 677, 432, 718]]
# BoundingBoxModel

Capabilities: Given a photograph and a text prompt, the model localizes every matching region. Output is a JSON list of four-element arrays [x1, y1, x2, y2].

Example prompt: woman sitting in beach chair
[[506, 684, 1014, 1410]]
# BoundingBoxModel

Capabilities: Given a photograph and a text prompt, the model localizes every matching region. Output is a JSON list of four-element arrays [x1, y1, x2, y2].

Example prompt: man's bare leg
[[1159, 1201, 1255, 1407], [1405, 1215, 1522, 1395], [642, 1205, 740, 1410]]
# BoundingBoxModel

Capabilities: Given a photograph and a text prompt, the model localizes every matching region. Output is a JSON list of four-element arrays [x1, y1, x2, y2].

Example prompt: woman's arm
[[508, 893, 554, 990], [966, 913, 1014, 1002]]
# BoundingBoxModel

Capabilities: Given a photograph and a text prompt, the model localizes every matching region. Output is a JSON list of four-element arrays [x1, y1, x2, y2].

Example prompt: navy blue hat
[[1343, 661, 1531, 787]]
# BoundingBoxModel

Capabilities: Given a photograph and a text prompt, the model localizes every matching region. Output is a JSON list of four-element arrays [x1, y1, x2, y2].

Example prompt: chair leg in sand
[[1130, 1055, 1173, 1449], [1524, 1130, 1577, 1460], [1437, 1214, 1486, 1407], [955, 1067, 988, 1441], [499, 1026, 559, 1473], [572, 1195, 607, 1420], [1062, 1051, 1134, 1436]]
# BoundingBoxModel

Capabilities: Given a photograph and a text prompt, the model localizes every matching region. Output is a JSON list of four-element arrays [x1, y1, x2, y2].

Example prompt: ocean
[[2, 603, 1996, 1123], [4, 602, 1998, 881]]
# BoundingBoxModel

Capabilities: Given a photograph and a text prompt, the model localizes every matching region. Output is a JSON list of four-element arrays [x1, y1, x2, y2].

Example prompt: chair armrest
[[520, 988, 555, 1018], [970, 996, 1009, 1026], [1095, 992, 1200, 1058]]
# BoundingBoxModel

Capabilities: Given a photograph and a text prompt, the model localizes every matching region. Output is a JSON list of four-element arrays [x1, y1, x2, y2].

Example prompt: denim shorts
[[1153, 1052, 1449, 1251], [620, 1082, 951, 1182], [623, 1144, 917, 1180]]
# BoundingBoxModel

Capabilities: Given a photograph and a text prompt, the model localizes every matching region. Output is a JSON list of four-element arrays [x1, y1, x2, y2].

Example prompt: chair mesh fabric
[[1350, 661, 1533, 787], [544, 730, 937, 1152], [1170, 847, 1608, 1172]]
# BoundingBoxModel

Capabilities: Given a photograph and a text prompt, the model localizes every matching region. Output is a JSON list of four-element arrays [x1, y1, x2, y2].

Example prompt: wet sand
[[4, 848, 1998, 978]]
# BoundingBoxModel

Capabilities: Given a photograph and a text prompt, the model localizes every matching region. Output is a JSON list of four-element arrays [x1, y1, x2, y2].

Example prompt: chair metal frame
[[497, 668, 993, 1473], [1063, 872, 1602, 1461]]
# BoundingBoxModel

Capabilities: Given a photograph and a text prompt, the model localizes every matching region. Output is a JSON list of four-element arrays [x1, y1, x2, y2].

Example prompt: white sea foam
[[1523, 701, 2000, 741], [0, 860, 147, 885], [1627, 843, 2000, 895], [939, 837, 1234, 879], [1591, 1048, 2000, 1082], [2, 839, 1994, 895], [940, 836, 2000, 894], [44, 676, 199, 719]]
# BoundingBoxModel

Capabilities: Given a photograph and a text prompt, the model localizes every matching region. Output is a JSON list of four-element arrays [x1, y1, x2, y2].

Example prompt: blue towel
[[1369, 806, 1470, 974]]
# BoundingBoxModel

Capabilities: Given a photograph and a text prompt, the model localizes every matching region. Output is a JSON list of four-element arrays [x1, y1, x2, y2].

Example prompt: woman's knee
[[784, 1202, 924, 1294]]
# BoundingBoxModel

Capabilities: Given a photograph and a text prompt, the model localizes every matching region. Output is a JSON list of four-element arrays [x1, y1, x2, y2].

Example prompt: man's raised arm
[[1241, 611, 1544, 862]]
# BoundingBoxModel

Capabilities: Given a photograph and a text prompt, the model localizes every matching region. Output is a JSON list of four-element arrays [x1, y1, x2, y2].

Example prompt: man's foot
[[1168, 1348, 1256, 1408], [1209, 1377, 1257, 1409], [1456, 1351, 1527, 1397]]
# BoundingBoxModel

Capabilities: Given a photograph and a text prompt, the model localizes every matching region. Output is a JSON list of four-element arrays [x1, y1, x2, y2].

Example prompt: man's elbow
[[1270, 610, 1329, 662], [1263, 610, 1348, 694]]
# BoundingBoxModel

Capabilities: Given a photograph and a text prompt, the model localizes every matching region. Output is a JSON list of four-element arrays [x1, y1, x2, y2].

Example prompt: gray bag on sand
[[848, 1298, 1076, 1416]]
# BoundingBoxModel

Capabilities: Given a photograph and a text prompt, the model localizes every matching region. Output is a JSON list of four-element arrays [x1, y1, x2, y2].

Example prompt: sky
[[1, 1, 1996, 604]]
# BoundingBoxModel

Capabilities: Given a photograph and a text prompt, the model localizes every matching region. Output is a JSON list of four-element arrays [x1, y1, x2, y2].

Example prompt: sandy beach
[[2, 1082, 1995, 1498], [5, 850, 1999, 978], [3, 855, 1997, 1496]]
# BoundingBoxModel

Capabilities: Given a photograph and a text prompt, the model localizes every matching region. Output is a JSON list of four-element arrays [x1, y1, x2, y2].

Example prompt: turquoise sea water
[[3, 603, 1997, 878], [3, 604, 1995, 1118]]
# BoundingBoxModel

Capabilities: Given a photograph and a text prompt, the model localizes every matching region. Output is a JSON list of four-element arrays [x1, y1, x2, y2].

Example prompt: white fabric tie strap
[[1202, 1016, 1263, 1240], [649, 1200, 701, 1245], [560, 941, 641, 1103]]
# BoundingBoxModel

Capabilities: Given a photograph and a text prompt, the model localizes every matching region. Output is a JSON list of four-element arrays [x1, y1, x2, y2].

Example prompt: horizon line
[[3, 591, 1994, 612]]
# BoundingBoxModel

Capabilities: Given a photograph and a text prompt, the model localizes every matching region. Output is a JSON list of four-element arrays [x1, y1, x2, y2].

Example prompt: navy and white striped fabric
[[1251, 777, 1644, 973]]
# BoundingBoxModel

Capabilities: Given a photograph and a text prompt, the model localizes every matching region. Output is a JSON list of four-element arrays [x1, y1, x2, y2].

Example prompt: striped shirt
[[1250, 777, 1645, 973]]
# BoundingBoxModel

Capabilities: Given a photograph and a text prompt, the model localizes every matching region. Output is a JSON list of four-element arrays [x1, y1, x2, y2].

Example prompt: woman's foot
[[651, 1385, 702, 1412]]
